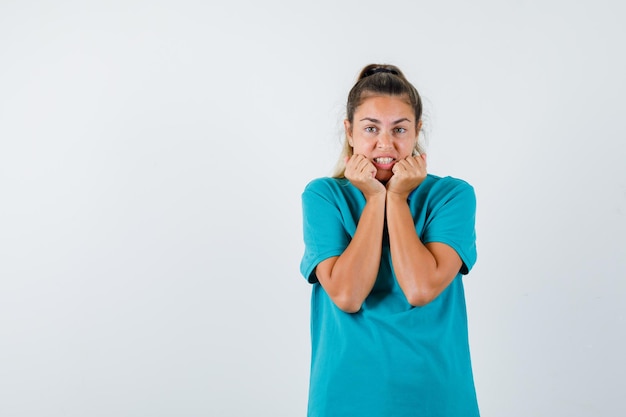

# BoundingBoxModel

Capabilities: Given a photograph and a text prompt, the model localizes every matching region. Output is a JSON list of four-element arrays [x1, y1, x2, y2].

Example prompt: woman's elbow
[[332, 294, 363, 313], [405, 288, 438, 307]]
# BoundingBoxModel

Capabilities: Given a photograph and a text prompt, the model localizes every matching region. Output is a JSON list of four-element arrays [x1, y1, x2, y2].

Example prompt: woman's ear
[[414, 120, 423, 152], [344, 119, 353, 147]]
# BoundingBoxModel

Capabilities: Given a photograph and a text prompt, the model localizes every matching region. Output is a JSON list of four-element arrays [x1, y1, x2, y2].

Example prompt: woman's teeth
[[374, 157, 394, 164]]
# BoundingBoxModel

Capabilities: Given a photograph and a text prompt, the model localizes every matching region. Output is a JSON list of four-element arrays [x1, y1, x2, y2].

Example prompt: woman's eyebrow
[[359, 117, 412, 124]]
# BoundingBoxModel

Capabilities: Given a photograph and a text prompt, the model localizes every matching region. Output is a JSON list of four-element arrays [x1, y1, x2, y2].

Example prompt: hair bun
[[362, 67, 399, 78]]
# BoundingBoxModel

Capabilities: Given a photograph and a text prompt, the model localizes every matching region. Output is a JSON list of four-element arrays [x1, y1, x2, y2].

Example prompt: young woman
[[300, 64, 480, 416]]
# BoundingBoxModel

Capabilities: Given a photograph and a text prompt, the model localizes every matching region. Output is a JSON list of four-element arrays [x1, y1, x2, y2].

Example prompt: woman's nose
[[377, 133, 393, 149]]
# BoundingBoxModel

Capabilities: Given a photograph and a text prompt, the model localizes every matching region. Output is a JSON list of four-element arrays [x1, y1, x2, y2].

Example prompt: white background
[[1, 0, 625, 416]]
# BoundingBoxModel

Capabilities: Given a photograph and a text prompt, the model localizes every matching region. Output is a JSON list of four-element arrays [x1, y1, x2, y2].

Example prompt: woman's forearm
[[386, 193, 461, 306], [315, 193, 386, 313]]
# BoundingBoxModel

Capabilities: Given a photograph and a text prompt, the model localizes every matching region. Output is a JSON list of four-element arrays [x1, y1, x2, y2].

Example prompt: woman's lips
[[373, 157, 395, 169]]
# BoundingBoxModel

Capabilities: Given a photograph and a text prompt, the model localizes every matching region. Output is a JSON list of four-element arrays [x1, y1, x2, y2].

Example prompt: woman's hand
[[386, 154, 427, 198], [344, 155, 386, 199]]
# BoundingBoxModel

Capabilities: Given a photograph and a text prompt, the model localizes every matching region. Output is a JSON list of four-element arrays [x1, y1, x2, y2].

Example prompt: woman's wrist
[[386, 189, 410, 204], [364, 190, 387, 204]]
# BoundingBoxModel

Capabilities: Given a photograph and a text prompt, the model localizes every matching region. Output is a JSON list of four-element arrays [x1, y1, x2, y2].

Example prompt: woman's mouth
[[374, 157, 394, 165], [373, 157, 395, 169]]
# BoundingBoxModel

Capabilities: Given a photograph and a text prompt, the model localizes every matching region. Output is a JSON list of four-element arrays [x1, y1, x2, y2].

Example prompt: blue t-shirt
[[300, 174, 479, 417]]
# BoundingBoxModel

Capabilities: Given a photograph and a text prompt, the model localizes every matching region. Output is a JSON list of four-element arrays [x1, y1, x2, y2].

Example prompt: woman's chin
[[376, 171, 393, 183]]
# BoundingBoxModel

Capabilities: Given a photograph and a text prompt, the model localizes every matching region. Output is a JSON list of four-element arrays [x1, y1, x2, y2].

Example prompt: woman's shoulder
[[414, 174, 476, 201], [302, 177, 363, 207], [303, 177, 350, 194], [424, 173, 474, 191]]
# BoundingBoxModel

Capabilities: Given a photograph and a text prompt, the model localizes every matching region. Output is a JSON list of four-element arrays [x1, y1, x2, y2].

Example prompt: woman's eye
[[365, 126, 377, 133], [395, 127, 407, 134]]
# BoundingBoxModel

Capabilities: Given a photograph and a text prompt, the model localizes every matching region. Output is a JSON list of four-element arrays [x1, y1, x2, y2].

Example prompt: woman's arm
[[315, 193, 385, 313], [385, 155, 462, 306], [315, 155, 386, 313], [386, 193, 462, 306]]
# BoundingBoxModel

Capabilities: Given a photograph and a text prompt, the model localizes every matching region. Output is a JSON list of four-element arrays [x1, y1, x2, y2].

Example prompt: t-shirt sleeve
[[300, 180, 351, 284], [421, 180, 477, 275]]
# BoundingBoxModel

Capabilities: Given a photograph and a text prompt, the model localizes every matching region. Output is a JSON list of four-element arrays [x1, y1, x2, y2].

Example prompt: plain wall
[[1, 0, 625, 416]]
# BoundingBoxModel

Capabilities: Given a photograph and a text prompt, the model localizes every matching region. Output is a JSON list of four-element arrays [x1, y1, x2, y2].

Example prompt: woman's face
[[345, 94, 420, 182]]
